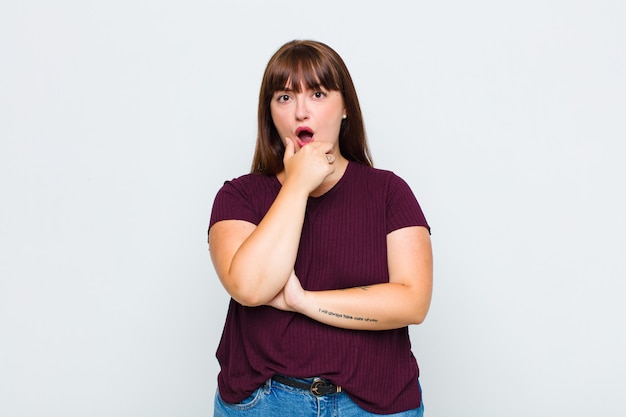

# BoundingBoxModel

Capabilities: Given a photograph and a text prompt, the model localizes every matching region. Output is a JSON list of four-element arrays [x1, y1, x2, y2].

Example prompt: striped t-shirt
[[208, 161, 429, 414]]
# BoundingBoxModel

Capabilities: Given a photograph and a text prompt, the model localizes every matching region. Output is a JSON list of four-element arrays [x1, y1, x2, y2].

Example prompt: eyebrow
[[275, 84, 328, 94]]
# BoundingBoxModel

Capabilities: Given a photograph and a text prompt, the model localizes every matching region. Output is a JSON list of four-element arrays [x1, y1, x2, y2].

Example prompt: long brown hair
[[251, 40, 373, 174]]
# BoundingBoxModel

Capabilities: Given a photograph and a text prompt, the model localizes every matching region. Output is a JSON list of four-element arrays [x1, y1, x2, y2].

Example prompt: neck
[[276, 157, 349, 197], [310, 157, 349, 197]]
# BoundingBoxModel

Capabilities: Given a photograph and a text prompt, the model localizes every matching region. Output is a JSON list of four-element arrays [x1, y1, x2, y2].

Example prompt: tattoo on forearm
[[318, 308, 379, 323]]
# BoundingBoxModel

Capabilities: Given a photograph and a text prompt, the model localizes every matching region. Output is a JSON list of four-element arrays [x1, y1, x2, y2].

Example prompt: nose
[[295, 96, 309, 121]]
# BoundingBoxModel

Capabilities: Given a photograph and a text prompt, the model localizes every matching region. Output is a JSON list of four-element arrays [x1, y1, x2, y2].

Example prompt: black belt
[[273, 375, 342, 396]]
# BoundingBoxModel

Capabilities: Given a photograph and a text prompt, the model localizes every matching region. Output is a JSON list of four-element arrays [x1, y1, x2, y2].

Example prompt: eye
[[276, 94, 291, 103], [312, 91, 326, 99]]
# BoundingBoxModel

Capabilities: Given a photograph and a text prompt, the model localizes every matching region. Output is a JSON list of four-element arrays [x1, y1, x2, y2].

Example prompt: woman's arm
[[269, 225, 433, 330], [209, 185, 307, 307], [209, 140, 335, 307]]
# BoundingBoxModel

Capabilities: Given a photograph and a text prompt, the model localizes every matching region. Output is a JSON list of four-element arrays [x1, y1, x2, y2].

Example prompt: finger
[[283, 137, 295, 160]]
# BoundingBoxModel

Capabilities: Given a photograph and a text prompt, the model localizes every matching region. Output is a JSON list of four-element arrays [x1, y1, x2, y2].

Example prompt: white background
[[1, 1, 625, 416]]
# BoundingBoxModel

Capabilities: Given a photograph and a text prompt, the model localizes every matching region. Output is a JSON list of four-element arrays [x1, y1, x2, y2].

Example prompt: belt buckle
[[310, 378, 327, 396]]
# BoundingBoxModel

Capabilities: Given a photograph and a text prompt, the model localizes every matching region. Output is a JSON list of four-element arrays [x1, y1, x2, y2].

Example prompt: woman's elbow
[[223, 278, 274, 307], [233, 292, 267, 307], [408, 297, 431, 325], [226, 284, 267, 307], [410, 310, 429, 325]]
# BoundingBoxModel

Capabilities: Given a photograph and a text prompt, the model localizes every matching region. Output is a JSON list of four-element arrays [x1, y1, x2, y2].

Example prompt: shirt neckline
[[272, 161, 353, 200]]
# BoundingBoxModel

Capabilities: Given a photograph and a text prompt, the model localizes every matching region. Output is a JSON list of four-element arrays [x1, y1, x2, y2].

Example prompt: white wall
[[1, 1, 624, 416]]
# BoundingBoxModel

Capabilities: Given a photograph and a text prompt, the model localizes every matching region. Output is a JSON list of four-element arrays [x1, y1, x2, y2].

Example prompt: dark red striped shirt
[[208, 161, 429, 413]]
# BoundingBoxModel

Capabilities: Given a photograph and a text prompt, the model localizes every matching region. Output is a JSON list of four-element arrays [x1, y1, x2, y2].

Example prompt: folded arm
[[208, 180, 308, 307], [209, 140, 335, 306], [269, 225, 433, 330]]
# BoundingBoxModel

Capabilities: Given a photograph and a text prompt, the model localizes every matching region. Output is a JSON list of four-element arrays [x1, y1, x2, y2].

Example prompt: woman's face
[[270, 83, 346, 152]]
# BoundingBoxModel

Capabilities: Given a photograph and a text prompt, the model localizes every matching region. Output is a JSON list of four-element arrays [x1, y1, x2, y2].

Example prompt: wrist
[[296, 289, 316, 316], [280, 178, 313, 200], [289, 288, 309, 314]]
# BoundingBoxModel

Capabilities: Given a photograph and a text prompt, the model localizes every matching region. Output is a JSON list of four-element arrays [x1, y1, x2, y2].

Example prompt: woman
[[208, 40, 432, 416]]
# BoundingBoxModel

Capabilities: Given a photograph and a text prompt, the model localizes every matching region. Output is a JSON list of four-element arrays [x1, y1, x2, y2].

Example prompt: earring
[[342, 114, 347, 119]]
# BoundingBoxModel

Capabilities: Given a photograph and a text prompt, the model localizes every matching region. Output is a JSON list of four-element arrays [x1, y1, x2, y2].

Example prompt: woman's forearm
[[211, 181, 309, 306], [213, 141, 339, 306], [264, 226, 433, 329], [295, 282, 432, 331]]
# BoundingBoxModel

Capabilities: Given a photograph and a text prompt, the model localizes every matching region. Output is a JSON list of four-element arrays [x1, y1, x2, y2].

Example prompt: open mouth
[[296, 127, 314, 144]]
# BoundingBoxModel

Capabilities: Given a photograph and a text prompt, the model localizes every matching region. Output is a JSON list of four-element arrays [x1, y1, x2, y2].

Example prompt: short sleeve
[[208, 174, 279, 233], [386, 174, 430, 234], [209, 181, 254, 230]]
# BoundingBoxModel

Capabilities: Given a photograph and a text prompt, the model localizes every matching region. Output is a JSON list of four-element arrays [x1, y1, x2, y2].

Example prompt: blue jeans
[[214, 378, 424, 417]]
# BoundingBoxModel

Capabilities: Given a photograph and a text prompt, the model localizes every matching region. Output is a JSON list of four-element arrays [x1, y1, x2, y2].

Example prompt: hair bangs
[[267, 47, 342, 93]]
